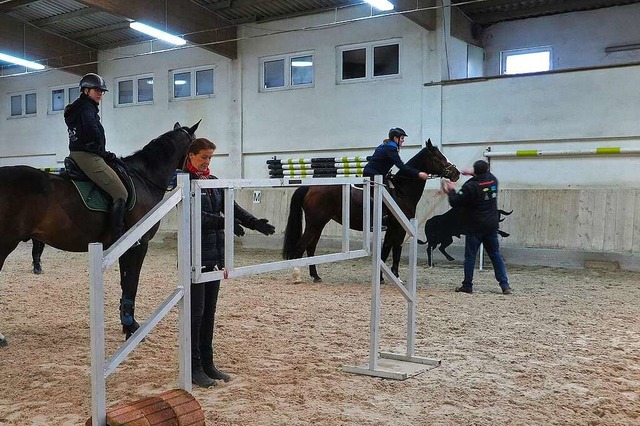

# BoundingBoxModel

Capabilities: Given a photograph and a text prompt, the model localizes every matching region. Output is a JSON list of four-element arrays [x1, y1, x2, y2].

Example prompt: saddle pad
[[71, 180, 136, 212]]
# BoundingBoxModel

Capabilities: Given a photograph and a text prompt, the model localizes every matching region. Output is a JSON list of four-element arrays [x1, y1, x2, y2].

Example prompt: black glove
[[234, 220, 245, 237], [252, 218, 275, 235], [104, 151, 117, 162], [202, 213, 224, 230]]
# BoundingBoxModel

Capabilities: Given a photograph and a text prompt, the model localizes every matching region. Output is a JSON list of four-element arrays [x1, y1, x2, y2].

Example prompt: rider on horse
[[363, 127, 431, 183], [363, 127, 431, 226], [64, 73, 128, 242]]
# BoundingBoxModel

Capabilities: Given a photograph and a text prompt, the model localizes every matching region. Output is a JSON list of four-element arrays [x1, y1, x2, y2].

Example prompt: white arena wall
[[1, 4, 639, 268]]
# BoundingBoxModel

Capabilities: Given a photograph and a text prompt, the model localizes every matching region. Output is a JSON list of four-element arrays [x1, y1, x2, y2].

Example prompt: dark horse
[[0, 121, 200, 345], [282, 139, 460, 282]]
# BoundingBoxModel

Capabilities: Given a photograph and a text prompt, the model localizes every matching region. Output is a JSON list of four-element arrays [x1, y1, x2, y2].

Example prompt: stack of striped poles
[[267, 156, 371, 178]]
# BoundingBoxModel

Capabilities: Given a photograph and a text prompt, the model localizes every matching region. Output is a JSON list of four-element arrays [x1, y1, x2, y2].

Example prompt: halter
[[439, 162, 458, 179]]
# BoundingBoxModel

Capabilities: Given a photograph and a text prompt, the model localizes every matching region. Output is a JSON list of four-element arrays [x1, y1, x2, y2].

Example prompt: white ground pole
[[89, 174, 191, 426], [343, 175, 441, 380]]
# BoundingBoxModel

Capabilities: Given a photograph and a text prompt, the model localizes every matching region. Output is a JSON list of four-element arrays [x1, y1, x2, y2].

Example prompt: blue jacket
[[363, 141, 421, 179], [447, 172, 500, 233]]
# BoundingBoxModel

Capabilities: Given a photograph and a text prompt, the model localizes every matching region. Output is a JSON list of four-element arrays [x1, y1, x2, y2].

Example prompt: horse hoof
[[313, 277, 322, 283], [33, 265, 42, 274], [0, 336, 7, 348]]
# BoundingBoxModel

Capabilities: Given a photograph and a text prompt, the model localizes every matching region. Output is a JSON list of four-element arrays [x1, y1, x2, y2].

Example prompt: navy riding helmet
[[79, 73, 108, 92], [388, 127, 407, 140]]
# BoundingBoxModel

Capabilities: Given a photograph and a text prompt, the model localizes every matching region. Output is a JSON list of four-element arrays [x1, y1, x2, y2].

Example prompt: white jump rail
[[484, 146, 640, 158], [89, 174, 191, 426]]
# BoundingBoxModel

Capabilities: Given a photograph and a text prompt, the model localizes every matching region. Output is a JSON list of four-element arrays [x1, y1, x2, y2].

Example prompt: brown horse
[[0, 121, 200, 345], [282, 139, 460, 282]]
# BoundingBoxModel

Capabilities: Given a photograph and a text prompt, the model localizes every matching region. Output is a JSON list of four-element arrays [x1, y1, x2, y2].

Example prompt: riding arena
[[2, 2, 640, 425]]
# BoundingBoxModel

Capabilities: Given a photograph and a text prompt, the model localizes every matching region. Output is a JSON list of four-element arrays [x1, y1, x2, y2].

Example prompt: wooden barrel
[[85, 389, 204, 426]]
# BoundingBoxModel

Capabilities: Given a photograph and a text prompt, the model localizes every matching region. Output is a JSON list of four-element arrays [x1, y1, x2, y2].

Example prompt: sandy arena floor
[[0, 240, 639, 425]]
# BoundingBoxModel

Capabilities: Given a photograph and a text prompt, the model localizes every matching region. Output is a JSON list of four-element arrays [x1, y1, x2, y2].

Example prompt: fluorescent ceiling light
[[174, 80, 187, 85], [365, 0, 394, 11], [291, 61, 313, 67], [129, 22, 186, 46], [0, 52, 45, 70]]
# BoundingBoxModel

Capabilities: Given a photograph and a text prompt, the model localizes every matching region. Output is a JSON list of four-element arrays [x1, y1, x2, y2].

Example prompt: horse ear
[[188, 119, 202, 135], [426, 138, 433, 148], [174, 122, 181, 130]]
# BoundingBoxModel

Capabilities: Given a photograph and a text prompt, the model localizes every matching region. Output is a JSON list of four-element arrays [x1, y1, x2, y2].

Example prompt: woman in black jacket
[[185, 138, 275, 388]]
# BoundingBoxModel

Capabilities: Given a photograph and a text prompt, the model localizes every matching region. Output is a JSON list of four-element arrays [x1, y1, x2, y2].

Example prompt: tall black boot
[[109, 198, 126, 243]]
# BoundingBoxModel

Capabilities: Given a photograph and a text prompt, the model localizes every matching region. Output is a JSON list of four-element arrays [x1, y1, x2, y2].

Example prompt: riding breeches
[[69, 151, 128, 202]]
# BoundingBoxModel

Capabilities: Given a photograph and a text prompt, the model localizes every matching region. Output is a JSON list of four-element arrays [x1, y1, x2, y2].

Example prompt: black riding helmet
[[388, 127, 408, 140], [80, 73, 108, 92]]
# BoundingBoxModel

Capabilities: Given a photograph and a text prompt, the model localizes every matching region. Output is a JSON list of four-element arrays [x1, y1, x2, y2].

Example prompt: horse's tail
[[282, 186, 309, 260]]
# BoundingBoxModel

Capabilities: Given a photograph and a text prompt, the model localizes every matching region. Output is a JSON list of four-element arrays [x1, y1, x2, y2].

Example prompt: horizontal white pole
[[193, 177, 368, 189], [194, 250, 369, 283], [484, 147, 640, 158]]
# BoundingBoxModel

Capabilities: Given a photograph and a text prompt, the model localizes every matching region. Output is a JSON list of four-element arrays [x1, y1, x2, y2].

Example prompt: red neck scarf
[[186, 161, 210, 178]]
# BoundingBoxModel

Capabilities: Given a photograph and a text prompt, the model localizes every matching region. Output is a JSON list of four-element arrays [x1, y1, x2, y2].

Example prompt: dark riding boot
[[110, 198, 126, 243], [203, 360, 231, 382], [192, 363, 216, 388]]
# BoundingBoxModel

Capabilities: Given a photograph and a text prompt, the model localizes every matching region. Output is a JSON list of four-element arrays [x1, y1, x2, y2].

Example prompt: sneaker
[[455, 286, 473, 294], [502, 287, 512, 295]]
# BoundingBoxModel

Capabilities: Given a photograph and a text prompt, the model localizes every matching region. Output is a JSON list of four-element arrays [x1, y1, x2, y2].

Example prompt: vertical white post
[[224, 187, 235, 271], [89, 242, 106, 426], [406, 218, 417, 357], [479, 243, 484, 271], [341, 183, 350, 253], [368, 175, 383, 370], [177, 174, 192, 391], [363, 178, 371, 251]]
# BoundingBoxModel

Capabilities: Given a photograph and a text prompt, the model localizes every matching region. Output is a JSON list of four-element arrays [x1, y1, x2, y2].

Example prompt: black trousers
[[190, 279, 221, 367]]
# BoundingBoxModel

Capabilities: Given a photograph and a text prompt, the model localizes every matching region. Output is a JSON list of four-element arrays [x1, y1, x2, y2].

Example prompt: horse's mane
[[124, 128, 181, 169]]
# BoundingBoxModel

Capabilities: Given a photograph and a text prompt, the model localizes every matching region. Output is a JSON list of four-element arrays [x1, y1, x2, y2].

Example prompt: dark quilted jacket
[[189, 173, 258, 269]]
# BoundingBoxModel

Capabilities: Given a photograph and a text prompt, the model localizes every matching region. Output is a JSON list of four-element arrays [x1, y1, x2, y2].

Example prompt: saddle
[[60, 157, 136, 212], [354, 173, 397, 199]]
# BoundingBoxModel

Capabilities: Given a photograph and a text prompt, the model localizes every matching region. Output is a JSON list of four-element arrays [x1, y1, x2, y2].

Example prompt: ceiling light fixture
[[0, 52, 45, 70], [129, 22, 186, 46], [365, 0, 394, 12]]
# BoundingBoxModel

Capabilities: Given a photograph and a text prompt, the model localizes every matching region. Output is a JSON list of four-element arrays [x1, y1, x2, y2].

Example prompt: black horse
[[0, 121, 200, 345], [282, 139, 460, 282]]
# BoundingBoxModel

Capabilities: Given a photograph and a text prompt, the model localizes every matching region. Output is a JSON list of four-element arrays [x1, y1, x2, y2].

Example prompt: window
[[170, 66, 214, 100], [338, 40, 400, 83], [260, 51, 314, 91], [115, 74, 154, 106], [501, 47, 552, 75], [49, 84, 81, 113], [9, 91, 37, 117]]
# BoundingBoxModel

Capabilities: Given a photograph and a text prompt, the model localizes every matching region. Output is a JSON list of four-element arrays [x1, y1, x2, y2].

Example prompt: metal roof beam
[[456, 0, 634, 25], [30, 7, 98, 27], [0, 14, 97, 76], [395, 0, 437, 31], [0, 0, 41, 13], [75, 0, 237, 59]]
